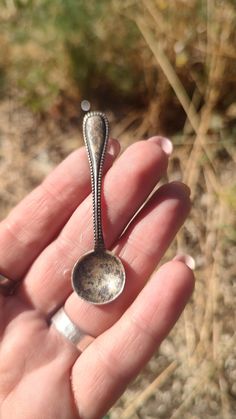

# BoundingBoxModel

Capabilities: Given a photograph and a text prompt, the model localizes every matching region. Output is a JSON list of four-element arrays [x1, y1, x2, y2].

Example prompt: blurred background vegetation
[[0, 0, 236, 418]]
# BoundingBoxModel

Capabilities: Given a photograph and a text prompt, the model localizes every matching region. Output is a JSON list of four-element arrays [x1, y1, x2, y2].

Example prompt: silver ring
[[0, 274, 19, 296], [51, 307, 94, 351]]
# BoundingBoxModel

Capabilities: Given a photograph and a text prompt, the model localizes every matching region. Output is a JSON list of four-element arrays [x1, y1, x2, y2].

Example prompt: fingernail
[[173, 254, 196, 270], [107, 138, 121, 158], [169, 181, 191, 197], [148, 136, 173, 156]]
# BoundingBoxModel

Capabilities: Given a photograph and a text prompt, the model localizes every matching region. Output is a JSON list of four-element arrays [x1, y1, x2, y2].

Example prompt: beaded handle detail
[[83, 112, 109, 251]]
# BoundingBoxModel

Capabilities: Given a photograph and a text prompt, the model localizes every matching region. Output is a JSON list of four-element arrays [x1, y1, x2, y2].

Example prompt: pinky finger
[[71, 259, 195, 419]]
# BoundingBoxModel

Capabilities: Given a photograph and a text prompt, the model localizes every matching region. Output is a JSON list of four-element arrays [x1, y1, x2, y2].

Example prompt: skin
[[0, 137, 195, 419]]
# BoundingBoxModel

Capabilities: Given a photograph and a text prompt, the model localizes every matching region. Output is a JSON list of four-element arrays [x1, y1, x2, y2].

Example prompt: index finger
[[0, 139, 120, 280]]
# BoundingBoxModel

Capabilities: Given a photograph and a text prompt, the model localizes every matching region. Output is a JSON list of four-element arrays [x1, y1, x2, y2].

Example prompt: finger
[[71, 260, 195, 418], [64, 181, 191, 335], [21, 138, 169, 311], [0, 139, 120, 280]]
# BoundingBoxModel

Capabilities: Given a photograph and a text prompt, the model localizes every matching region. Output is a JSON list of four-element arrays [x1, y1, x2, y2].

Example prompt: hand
[[0, 137, 194, 419]]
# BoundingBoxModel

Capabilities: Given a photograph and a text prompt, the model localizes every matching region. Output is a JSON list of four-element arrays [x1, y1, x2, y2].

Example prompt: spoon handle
[[83, 112, 109, 251]]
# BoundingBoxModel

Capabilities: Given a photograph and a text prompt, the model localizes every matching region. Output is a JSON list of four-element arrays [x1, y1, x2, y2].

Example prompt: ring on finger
[[51, 307, 95, 352]]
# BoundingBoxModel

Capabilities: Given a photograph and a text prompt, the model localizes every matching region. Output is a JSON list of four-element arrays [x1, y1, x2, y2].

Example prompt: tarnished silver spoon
[[71, 111, 125, 305]]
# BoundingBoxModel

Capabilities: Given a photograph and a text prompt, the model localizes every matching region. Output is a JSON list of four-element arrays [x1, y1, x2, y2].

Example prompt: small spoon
[[71, 111, 126, 305]]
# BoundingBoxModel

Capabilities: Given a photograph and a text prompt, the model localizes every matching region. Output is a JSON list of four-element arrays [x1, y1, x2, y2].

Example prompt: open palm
[[0, 137, 194, 419]]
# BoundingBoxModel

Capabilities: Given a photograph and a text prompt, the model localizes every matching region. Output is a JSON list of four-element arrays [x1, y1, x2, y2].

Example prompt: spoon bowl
[[72, 250, 125, 305]]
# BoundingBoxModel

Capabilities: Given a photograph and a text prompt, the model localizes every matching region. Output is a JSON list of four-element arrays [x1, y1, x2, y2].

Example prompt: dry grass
[[108, 2, 236, 418], [0, 0, 235, 418]]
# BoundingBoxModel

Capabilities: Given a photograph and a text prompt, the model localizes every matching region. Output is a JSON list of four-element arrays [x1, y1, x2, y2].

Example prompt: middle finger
[[64, 181, 191, 337], [20, 138, 168, 312]]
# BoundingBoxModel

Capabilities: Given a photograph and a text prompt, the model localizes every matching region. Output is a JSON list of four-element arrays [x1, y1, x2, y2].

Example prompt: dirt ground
[[0, 97, 235, 418]]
